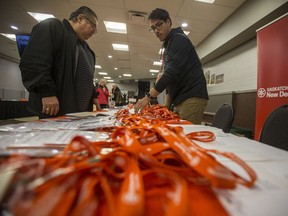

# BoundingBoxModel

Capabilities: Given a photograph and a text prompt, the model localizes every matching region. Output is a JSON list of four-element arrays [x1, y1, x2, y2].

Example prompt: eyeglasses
[[149, 21, 165, 32], [83, 15, 97, 32]]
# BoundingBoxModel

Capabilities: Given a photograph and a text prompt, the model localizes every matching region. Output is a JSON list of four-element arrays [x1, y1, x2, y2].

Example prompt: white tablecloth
[[172, 124, 288, 216]]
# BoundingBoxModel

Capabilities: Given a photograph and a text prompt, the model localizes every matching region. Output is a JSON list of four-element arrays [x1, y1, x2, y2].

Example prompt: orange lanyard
[[1, 106, 257, 216]]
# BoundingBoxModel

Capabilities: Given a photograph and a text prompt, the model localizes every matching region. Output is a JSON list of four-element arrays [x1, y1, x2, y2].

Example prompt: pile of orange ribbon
[[0, 105, 257, 216]]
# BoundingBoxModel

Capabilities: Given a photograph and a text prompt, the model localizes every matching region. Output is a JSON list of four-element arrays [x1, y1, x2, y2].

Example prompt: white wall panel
[[0, 58, 25, 91], [204, 39, 257, 95]]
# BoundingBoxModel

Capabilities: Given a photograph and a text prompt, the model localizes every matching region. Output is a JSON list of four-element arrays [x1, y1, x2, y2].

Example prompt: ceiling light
[[104, 21, 127, 34], [194, 0, 215, 4], [119, 75, 122, 78], [104, 76, 111, 79], [150, 69, 159, 73], [0, 33, 16, 41], [28, 12, 55, 22], [11, 26, 18, 30], [114, 68, 118, 70], [108, 55, 112, 58], [95, 65, 102, 69], [99, 72, 108, 75], [153, 61, 162, 66], [107, 79, 114, 82], [123, 74, 132, 77], [151, 73, 155, 76], [112, 43, 129, 51], [158, 48, 165, 54], [182, 23, 188, 27]]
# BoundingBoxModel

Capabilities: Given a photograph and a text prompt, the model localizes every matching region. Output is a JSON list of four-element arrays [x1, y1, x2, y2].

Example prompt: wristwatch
[[146, 92, 152, 99], [146, 92, 156, 99]]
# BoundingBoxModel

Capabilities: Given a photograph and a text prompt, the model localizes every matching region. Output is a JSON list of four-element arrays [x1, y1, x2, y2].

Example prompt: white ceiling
[[0, 0, 247, 82]]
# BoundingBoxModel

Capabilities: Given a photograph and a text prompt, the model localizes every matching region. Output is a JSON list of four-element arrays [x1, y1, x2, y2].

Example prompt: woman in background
[[96, 79, 109, 109], [111, 84, 122, 106]]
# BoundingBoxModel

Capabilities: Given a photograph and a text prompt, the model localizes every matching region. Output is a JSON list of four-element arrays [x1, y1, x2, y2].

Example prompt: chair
[[259, 104, 288, 151], [211, 104, 234, 133]]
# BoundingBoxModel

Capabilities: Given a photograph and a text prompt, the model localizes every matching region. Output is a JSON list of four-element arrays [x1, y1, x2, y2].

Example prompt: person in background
[[96, 78, 109, 109], [135, 8, 209, 124], [93, 82, 101, 111], [20, 6, 100, 118], [111, 84, 122, 106]]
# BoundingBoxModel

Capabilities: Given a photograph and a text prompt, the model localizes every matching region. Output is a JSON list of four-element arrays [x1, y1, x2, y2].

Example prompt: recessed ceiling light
[[0, 33, 16, 41], [108, 55, 112, 58], [99, 72, 108, 75], [104, 21, 127, 34], [114, 67, 118, 70], [194, 0, 215, 4], [107, 79, 114, 82], [95, 65, 102, 69], [104, 76, 111, 79], [182, 23, 188, 27], [112, 43, 129, 51], [11, 26, 18, 30], [28, 12, 55, 22], [153, 61, 162, 66], [158, 48, 165, 54], [150, 69, 159, 73], [119, 75, 122, 78], [123, 74, 132, 77]]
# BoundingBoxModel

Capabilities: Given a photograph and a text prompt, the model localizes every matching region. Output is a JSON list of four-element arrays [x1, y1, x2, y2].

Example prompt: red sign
[[255, 14, 288, 140]]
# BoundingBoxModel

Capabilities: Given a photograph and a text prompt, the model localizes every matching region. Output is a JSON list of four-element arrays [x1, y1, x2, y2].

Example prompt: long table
[[0, 100, 34, 120], [173, 124, 288, 216], [0, 110, 287, 215]]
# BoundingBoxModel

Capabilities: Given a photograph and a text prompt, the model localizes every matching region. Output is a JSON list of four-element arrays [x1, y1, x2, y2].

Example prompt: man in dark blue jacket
[[20, 6, 100, 118], [135, 8, 208, 124]]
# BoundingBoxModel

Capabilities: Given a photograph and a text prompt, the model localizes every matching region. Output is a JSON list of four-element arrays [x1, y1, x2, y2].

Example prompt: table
[[0, 100, 34, 120], [176, 124, 288, 216], [0, 110, 287, 216]]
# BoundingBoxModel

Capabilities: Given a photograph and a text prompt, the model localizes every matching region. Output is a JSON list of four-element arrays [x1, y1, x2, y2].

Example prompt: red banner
[[255, 14, 288, 140]]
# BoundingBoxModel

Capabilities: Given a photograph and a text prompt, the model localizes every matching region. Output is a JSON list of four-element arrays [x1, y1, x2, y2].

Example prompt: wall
[[202, 38, 257, 135], [0, 58, 27, 100], [203, 38, 257, 95], [197, 0, 288, 64]]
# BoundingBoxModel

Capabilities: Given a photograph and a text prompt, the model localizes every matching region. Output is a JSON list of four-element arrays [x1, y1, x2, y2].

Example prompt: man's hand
[[42, 96, 59, 116], [134, 96, 150, 113]]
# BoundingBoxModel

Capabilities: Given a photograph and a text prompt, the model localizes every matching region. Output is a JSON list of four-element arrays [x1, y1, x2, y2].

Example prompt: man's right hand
[[42, 96, 59, 116], [134, 96, 150, 114]]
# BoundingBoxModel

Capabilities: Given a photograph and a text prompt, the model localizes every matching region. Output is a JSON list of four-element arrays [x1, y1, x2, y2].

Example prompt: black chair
[[259, 104, 288, 151], [212, 104, 234, 133]]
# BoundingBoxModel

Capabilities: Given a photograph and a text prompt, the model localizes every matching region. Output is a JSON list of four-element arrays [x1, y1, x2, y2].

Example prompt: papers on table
[[0, 115, 115, 132], [0, 130, 110, 148], [0, 112, 115, 152]]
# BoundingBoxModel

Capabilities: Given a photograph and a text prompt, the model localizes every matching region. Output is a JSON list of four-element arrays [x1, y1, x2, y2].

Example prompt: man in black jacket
[[20, 6, 100, 118], [135, 8, 208, 124]]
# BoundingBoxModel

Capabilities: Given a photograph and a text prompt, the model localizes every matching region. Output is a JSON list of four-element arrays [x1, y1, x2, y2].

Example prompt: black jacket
[[154, 27, 208, 106], [19, 18, 96, 115]]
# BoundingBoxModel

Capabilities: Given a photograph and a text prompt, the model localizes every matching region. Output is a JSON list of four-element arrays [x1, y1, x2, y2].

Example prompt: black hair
[[148, 8, 172, 25], [69, 6, 98, 22]]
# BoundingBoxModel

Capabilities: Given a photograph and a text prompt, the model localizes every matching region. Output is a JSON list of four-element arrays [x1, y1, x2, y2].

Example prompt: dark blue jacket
[[154, 27, 208, 106]]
